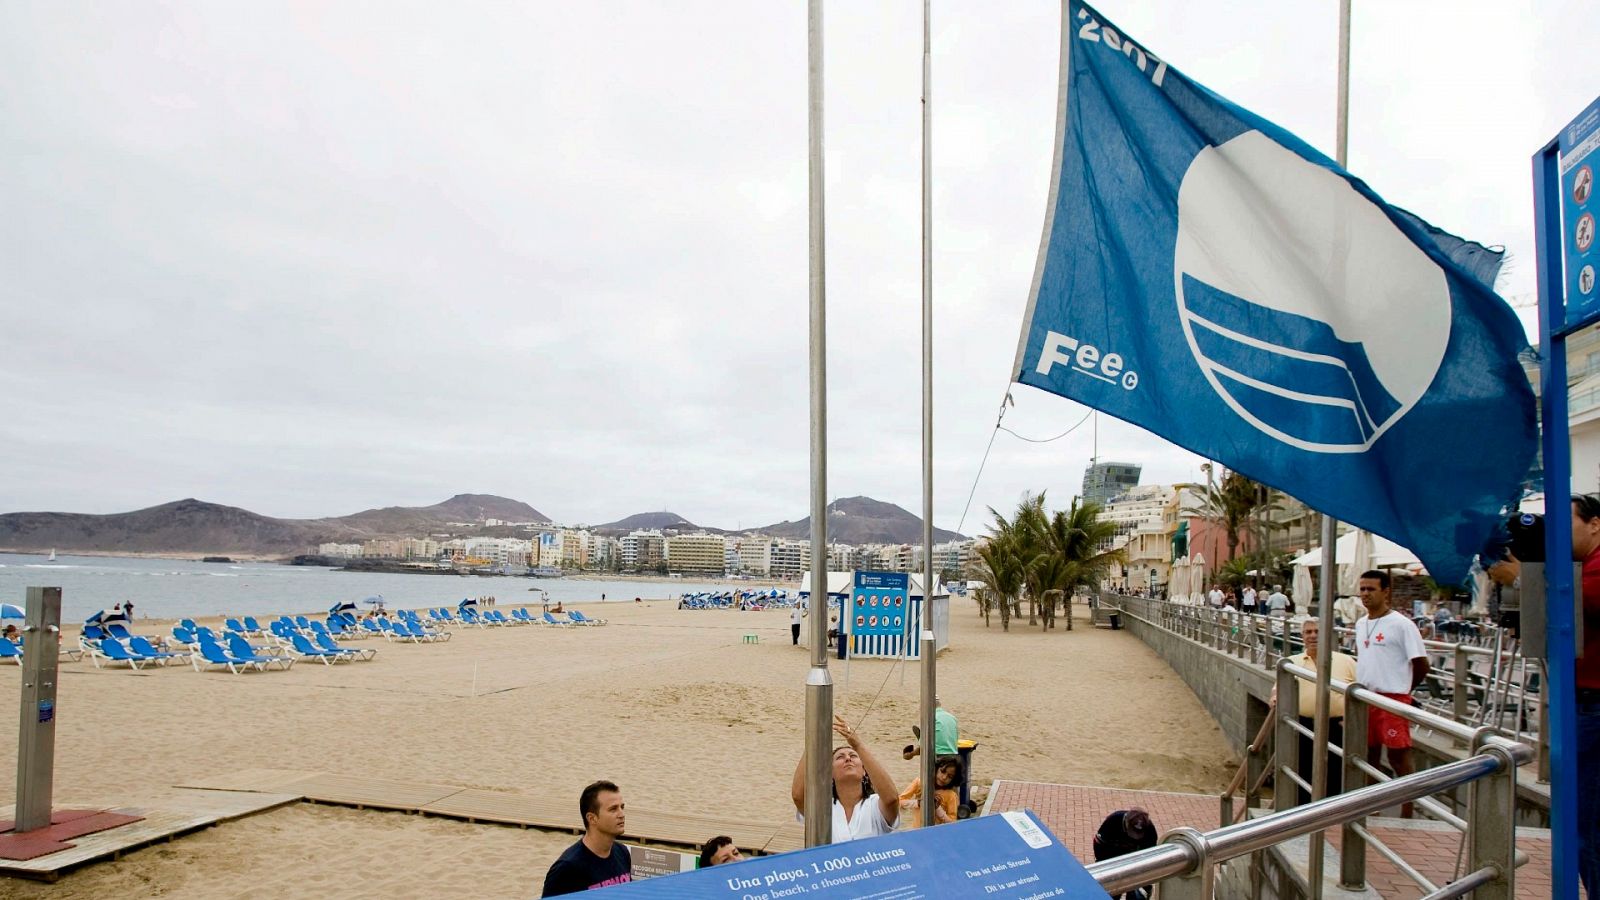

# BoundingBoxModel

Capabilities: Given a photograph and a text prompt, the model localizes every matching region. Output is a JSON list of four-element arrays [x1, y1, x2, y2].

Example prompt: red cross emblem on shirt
[[1374, 632, 1385, 643]]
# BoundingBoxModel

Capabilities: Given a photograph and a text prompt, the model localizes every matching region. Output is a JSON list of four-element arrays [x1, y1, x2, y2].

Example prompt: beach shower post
[[15, 586, 62, 832], [802, 0, 835, 847]]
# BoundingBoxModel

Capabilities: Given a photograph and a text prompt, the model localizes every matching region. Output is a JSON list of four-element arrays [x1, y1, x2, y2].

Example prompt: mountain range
[[0, 494, 963, 558]]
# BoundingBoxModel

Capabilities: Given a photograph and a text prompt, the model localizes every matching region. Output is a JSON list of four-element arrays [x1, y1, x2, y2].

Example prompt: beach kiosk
[[803, 570, 949, 660]]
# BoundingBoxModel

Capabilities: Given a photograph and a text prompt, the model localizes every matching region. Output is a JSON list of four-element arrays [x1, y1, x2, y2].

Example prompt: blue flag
[[1013, 1, 1536, 582]]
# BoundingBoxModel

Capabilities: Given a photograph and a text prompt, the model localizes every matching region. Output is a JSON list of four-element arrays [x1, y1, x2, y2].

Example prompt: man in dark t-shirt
[[541, 781, 632, 896]]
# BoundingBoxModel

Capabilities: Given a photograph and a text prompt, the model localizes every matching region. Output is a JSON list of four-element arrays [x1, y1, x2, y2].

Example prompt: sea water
[[0, 553, 775, 623]]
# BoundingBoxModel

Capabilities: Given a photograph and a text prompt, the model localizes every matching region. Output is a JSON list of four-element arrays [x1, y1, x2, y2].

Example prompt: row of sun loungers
[[426, 606, 606, 627], [54, 603, 607, 675]]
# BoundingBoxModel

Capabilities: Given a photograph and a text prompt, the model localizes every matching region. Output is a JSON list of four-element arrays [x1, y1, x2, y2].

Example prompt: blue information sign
[[609, 809, 1109, 898], [850, 571, 910, 642], [1561, 96, 1600, 329]]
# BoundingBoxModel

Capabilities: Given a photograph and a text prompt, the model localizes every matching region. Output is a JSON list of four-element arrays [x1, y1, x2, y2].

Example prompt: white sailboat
[[47, 549, 56, 562]]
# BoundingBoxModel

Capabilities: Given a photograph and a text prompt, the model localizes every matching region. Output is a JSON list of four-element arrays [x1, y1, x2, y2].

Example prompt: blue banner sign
[[608, 810, 1108, 898], [1562, 96, 1600, 330]]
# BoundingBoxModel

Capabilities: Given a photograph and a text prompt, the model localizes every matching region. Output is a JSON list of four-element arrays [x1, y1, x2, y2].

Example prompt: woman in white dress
[[791, 715, 901, 843]]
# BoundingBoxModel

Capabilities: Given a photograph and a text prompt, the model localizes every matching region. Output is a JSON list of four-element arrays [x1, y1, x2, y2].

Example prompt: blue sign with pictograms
[[1562, 96, 1600, 329], [609, 809, 1108, 898], [850, 571, 909, 644], [38, 700, 54, 724]]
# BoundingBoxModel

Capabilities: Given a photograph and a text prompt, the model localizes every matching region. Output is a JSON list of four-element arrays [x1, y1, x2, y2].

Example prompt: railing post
[[1274, 661, 1299, 813], [1537, 659, 1551, 784], [1452, 645, 1469, 746], [1467, 739, 1517, 900], [1155, 828, 1213, 900], [1339, 682, 1369, 890]]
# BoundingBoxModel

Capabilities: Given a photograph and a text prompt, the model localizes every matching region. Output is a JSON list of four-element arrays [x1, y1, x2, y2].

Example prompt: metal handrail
[[1099, 593, 1535, 896], [1116, 595, 1544, 747], [1087, 746, 1528, 895]]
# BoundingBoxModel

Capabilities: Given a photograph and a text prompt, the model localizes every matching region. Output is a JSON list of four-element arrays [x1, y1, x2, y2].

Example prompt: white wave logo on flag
[[1173, 131, 1452, 453]]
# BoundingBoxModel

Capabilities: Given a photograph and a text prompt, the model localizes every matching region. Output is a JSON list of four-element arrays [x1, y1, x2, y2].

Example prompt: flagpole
[[803, 0, 835, 848], [918, 0, 938, 829], [1307, 1, 1351, 894]]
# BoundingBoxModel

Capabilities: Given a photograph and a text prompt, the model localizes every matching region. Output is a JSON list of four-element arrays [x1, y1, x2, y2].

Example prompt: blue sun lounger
[[92, 638, 158, 670], [193, 638, 264, 674], [288, 633, 347, 664], [225, 634, 294, 670], [129, 636, 186, 665], [314, 632, 374, 661], [542, 611, 573, 628], [0, 637, 22, 664]]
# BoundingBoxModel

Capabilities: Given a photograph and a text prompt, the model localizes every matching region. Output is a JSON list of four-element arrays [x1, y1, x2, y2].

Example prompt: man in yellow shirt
[[1285, 617, 1357, 803]]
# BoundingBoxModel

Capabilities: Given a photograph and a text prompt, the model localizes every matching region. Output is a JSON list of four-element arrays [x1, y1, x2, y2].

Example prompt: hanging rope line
[[955, 393, 1098, 535], [998, 408, 1093, 444]]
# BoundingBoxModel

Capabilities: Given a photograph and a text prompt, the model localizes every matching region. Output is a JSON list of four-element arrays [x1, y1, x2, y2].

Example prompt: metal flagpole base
[[805, 665, 835, 846]]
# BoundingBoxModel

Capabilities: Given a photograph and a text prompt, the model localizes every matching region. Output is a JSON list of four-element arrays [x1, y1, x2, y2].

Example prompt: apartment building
[[665, 532, 726, 576]]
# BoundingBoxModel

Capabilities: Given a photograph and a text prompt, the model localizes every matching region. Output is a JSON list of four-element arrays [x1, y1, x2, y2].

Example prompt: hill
[[330, 493, 549, 533], [0, 499, 347, 557], [0, 493, 550, 557], [593, 511, 699, 534], [753, 496, 964, 544]]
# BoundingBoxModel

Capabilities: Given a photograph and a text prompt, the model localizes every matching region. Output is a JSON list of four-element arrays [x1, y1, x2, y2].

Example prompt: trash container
[[836, 626, 847, 660], [956, 739, 978, 816]]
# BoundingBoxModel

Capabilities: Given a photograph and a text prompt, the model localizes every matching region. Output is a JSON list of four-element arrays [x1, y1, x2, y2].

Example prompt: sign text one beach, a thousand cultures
[[608, 810, 1109, 898]]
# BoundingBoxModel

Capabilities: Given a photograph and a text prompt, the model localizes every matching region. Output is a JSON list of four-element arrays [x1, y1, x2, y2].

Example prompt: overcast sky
[[2, 2, 1596, 532]]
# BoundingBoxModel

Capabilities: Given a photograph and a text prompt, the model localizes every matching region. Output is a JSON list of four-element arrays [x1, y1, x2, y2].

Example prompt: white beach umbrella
[[1337, 530, 1375, 595], [1189, 552, 1207, 603], [1292, 564, 1314, 608], [1170, 555, 1189, 601]]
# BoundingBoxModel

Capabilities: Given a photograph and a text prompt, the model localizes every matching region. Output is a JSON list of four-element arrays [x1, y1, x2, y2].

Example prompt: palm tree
[[1180, 469, 1283, 563], [970, 492, 1123, 630], [970, 530, 1024, 632]]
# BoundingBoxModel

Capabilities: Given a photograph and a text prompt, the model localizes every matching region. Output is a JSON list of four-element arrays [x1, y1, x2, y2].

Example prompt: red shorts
[[1368, 693, 1414, 749]]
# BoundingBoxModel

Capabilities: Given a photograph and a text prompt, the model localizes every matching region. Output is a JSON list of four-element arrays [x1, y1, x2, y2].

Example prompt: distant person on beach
[[552, 602, 564, 614], [124, 599, 134, 619], [1241, 586, 1257, 614], [1355, 570, 1429, 818], [791, 715, 899, 843], [698, 835, 743, 868], [897, 755, 963, 825], [790, 604, 803, 645], [2, 625, 17, 641], [541, 781, 632, 896], [1092, 808, 1158, 900]]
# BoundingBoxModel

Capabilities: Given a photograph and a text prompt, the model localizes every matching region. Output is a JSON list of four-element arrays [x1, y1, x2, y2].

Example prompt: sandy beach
[[0, 600, 1234, 898]]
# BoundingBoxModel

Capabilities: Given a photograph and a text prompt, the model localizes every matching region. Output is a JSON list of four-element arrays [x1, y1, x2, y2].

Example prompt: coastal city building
[[317, 542, 364, 559], [664, 532, 726, 576], [735, 536, 772, 576], [401, 538, 440, 560], [1082, 460, 1142, 506], [768, 538, 810, 579], [621, 529, 666, 571]]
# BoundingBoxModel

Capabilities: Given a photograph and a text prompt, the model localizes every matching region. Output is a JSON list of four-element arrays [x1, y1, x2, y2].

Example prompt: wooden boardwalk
[[0, 790, 300, 882], [176, 769, 805, 855]]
